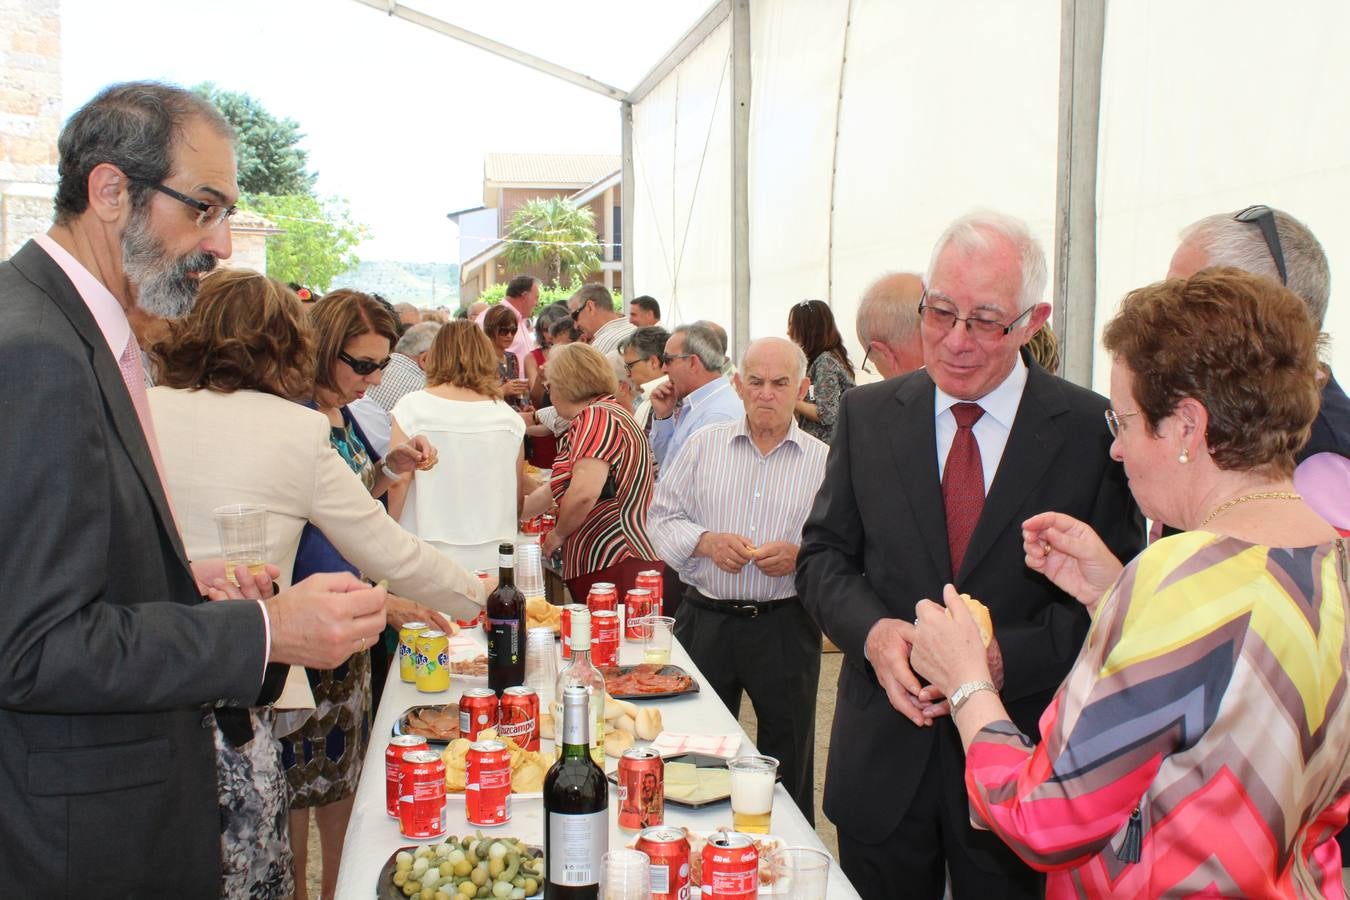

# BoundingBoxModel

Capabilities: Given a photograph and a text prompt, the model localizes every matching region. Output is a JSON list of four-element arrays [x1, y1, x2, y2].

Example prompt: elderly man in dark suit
[[0, 82, 388, 897], [798, 211, 1144, 900]]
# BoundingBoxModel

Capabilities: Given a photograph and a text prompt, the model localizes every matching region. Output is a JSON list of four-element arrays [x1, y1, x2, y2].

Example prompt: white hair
[[927, 210, 1048, 316]]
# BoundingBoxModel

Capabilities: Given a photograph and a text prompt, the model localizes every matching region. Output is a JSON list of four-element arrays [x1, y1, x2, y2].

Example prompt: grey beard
[[122, 210, 218, 319]]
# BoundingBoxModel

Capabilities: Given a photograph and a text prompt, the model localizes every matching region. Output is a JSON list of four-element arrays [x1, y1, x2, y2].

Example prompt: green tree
[[194, 83, 316, 196], [501, 197, 603, 286], [241, 194, 365, 291]]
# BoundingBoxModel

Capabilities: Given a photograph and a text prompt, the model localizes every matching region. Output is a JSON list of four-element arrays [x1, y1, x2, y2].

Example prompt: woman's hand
[[1022, 511, 1123, 612], [193, 559, 281, 600], [385, 434, 438, 474], [503, 379, 530, 398], [386, 593, 457, 635], [910, 585, 993, 700], [542, 530, 563, 557]]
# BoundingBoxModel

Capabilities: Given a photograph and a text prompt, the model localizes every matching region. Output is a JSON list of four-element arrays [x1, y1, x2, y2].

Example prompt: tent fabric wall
[[1095, 0, 1350, 394], [631, 19, 734, 331]]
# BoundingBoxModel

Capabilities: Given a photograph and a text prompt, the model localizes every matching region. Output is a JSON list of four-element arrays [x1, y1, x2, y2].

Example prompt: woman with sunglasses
[[148, 274, 486, 899], [485, 302, 531, 410], [787, 298, 855, 444]]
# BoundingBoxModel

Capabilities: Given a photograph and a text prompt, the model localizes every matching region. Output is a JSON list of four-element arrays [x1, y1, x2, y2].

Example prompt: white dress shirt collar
[[933, 351, 1028, 429]]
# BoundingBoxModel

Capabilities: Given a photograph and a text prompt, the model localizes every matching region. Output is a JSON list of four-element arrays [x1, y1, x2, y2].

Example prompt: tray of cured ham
[[600, 664, 699, 700], [393, 704, 460, 746]]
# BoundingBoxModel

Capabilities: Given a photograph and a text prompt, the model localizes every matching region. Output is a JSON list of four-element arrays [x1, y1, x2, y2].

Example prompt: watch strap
[[950, 679, 997, 714]]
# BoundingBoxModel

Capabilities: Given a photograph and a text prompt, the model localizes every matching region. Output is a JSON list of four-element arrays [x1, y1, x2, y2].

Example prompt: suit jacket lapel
[[887, 372, 952, 579], [959, 357, 1068, 580], [12, 242, 190, 570]]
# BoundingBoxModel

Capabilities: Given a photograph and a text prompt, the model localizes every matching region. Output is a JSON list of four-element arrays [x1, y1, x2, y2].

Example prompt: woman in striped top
[[541, 343, 661, 600], [910, 270, 1350, 898]]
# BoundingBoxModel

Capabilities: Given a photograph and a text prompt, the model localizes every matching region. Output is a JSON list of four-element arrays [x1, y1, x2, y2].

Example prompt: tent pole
[[730, 0, 752, 362], [621, 101, 635, 304]]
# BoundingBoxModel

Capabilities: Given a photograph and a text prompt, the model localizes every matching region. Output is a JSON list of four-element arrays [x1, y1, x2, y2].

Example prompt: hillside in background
[[328, 260, 459, 308]]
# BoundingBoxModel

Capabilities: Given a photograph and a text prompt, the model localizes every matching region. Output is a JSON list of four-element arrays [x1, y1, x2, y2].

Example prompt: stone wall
[[0, 0, 61, 258]]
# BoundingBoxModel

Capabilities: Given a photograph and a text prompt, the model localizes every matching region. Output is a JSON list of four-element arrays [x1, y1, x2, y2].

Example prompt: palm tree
[[501, 197, 603, 286]]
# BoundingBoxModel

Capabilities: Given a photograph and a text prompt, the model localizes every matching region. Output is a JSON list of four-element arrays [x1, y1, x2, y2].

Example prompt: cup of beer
[[727, 754, 778, 834], [212, 503, 268, 586], [639, 616, 675, 666]]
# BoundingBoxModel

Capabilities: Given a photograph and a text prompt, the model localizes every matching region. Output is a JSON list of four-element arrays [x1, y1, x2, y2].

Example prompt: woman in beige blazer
[[148, 270, 485, 900]]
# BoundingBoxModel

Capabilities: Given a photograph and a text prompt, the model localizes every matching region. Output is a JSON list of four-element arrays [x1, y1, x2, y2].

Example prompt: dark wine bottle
[[486, 541, 527, 695], [544, 685, 608, 899]]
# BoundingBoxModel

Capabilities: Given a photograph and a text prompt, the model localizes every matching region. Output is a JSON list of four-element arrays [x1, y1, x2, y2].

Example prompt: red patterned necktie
[[943, 402, 985, 578]]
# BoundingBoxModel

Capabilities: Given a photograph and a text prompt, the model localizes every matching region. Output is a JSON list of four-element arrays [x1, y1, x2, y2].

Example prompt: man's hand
[[386, 593, 456, 635], [503, 379, 530, 398], [695, 532, 756, 573], [1022, 511, 1123, 611], [648, 381, 678, 420], [265, 572, 388, 669], [752, 541, 798, 577], [385, 435, 438, 475], [193, 559, 280, 600], [864, 618, 929, 727]]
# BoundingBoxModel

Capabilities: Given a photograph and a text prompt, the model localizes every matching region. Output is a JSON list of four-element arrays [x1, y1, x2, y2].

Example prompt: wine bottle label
[[487, 619, 521, 663], [500, 552, 513, 570], [547, 810, 607, 887]]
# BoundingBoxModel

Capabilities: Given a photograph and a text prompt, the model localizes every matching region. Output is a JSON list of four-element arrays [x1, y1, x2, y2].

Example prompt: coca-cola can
[[560, 603, 588, 660], [636, 826, 691, 900], [540, 513, 557, 538], [498, 685, 540, 751], [586, 582, 619, 616], [618, 747, 664, 830], [397, 750, 446, 839], [636, 569, 664, 616], [623, 588, 655, 640], [701, 832, 758, 900], [466, 740, 512, 826], [385, 735, 429, 817], [459, 687, 498, 742], [592, 609, 620, 666]]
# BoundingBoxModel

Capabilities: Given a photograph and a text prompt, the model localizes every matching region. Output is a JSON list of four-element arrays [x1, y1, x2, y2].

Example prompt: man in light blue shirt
[[649, 322, 744, 471]]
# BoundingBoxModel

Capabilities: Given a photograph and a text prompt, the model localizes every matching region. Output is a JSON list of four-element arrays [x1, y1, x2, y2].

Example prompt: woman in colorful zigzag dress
[[911, 268, 1349, 898]]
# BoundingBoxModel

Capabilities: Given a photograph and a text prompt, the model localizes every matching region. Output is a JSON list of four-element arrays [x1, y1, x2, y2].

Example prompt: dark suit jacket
[[0, 241, 283, 896], [797, 355, 1143, 851]]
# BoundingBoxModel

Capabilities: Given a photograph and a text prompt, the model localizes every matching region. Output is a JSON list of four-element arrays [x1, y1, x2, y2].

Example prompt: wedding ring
[[357, 635, 366, 652]]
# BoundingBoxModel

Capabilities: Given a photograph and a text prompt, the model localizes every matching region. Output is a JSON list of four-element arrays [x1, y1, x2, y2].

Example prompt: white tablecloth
[[335, 623, 860, 899]]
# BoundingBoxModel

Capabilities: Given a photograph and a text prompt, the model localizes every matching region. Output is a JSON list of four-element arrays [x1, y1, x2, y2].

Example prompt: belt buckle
[[743, 603, 759, 619]]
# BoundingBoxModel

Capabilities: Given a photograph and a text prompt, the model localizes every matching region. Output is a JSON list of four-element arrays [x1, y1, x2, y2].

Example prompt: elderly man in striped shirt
[[648, 336, 829, 821]]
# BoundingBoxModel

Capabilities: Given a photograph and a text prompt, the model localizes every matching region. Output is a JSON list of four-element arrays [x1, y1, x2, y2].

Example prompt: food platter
[[393, 704, 460, 746], [376, 840, 544, 900], [606, 752, 779, 808], [600, 664, 700, 700]]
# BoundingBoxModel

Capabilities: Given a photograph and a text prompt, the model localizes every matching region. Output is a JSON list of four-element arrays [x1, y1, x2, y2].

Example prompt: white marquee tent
[[360, 0, 1350, 393]]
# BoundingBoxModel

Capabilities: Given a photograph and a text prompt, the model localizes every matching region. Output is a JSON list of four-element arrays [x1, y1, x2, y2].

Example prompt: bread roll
[[604, 728, 635, 758], [634, 706, 663, 741], [604, 694, 638, 721], [959, 593, 993, 647], [538, 711, 555, 741], [613, 713, 636, 736]]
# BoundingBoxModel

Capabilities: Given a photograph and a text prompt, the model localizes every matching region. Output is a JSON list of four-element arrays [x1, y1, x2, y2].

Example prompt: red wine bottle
[[486, 542, 526, 694], [544, 684, 608, 898]]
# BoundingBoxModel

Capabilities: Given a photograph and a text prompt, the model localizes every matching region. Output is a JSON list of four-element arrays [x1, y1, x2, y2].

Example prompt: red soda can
[[623, 588, 655, 640], [465, 740, 512, 826], [459, 687, 499, 741], [618, 747, 664, 829], [592, 609, 620, 666], [397, 749, 446, 839], [560, 603, 588, 660], [540, 513, 557, 538], [636, 826, 692, 900], [498, 685, 540, 751], [700, 832, 758, 900], [636, 569, 664, 615], [385, 735, 429, 817], [587, 582, 619, 616]]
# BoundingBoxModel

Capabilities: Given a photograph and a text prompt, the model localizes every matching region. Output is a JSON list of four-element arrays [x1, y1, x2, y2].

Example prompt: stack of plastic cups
[[524, 626, 558, 709], [515, 538, 546, 599]]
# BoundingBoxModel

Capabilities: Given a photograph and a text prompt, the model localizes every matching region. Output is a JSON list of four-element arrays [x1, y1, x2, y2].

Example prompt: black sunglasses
[[569, 299, 589, 321], [1233, 205, 1288, 286], [338, 350, 391, 376]]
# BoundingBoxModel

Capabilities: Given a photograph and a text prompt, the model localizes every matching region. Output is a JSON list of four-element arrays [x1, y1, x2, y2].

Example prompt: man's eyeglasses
[[623, 356, 650, 375], [917, 290, 1034, 338], [1104, 408, 1140, 438], [662, 352, 694, 366], [146, 182, 237, 229], [569, 300, 589, 321], [338, 350, 392, 376], [859, 346, 872, 375], [1233, 205, 1289, 286]]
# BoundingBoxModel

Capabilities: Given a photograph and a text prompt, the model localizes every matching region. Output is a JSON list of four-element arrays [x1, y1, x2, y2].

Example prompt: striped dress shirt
[[649, 417, 828, 601]]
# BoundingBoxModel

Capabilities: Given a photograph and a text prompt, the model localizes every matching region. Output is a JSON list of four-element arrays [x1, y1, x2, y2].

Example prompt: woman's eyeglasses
[[338, 350, 392, 376], [1104, 408, 1140, 438]]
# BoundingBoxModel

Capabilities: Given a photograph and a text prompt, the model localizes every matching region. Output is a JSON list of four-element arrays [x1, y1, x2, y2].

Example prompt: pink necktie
[[943, 402, 985, 578], [118, 336, 177, 527]]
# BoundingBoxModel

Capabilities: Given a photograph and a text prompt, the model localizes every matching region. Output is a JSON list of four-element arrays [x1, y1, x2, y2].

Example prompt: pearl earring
[[1178, 447, 1190, 464]]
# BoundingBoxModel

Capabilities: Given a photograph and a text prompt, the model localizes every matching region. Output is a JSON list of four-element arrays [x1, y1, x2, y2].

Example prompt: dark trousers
[[674, 587, 820, 824], [835, 727, 1044, 900], [661, 564, 685, 619]]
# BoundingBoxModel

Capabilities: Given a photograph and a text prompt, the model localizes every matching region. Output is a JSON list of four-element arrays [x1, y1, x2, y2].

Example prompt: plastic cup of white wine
[[212, 503, 267, 586], [599, 848, 650, 900], [637, 616, 675, 666], [727, 754, 778, 834]]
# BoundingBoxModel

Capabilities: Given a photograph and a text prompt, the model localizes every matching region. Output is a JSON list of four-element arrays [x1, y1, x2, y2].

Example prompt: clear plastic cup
[[766, 847, 830, 900], [212, 503, 267, 585], [727, 754, 778, 834], [636, 615, 675, 666], [599, 848, 650, 900], [524, 626, 558, 708], [514, 537, 546, 597]]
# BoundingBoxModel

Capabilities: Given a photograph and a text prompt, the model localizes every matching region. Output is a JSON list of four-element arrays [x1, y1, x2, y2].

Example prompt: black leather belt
[[684, 589, 798, 618]]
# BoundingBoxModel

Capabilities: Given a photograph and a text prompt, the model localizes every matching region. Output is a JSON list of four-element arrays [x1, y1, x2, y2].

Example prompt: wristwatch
[[949, 679, 998, 714]]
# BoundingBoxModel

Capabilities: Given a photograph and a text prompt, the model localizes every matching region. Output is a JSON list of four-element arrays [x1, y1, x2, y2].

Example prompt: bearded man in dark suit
[[798, 211, 1144, 899], [0, 82, 387, 897]]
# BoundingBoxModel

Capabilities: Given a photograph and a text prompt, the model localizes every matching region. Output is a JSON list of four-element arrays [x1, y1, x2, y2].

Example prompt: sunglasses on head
[[338, 350, 391, 376], [1233, 205, 1289, 286]]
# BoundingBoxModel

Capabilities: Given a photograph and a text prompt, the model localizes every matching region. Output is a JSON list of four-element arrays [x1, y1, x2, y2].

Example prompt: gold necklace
[[1200, 491, 1303, 527]]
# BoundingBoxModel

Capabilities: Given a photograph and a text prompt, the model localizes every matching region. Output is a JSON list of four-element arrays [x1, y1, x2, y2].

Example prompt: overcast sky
[[60, 0, 708, 263]]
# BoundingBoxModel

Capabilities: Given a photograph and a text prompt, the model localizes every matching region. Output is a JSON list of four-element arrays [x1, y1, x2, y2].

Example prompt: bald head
[[856, 272, 925, 379], [737, 337, 809, 438]]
